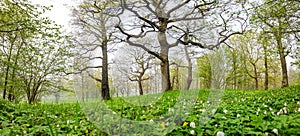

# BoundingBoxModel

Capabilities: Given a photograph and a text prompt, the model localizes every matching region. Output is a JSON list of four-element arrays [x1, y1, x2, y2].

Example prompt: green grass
[[1, 86, 300, 135]]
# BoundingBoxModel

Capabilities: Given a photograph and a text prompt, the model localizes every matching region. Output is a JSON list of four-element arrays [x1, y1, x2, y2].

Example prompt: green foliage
[[1, 86, 300, 135], [0, 0, 74, 103]]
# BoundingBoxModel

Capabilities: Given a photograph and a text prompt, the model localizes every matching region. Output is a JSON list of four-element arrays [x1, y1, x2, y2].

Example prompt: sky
[[30, 0, 78, 32]]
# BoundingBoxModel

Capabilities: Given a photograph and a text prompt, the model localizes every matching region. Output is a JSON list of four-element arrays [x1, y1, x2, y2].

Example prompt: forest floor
[[1, 86, 300, 135]]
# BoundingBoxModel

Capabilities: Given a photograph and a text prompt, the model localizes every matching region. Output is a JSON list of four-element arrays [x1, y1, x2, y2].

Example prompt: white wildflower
[[56, 124, 60, 127], [264, 111, 267, 115], [284, 102, 287, 107], [190, 130, 195, 135], [113, 112, 116, 115], [298, 108, 300, 112], [237, 114, 240, 118], [190, 122, 196, 128], [277, 109, 283, 115], [269, 107, 273, 111], [215, 124, 218, 127], [283, 107, 287, 114], [221, 116, 227, 120], [169, 108, 174, 112], [257, 108, 261, 112], [223, 110, 228, 114], [217, 131, 225, 136], [212, 109, 217, 114], [272, 128, 278, 135], [263, 104, 268, 108], [149, 119, 154, 123]]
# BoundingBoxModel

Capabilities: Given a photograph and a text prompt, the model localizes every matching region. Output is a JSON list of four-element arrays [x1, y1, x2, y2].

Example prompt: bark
[[263, 43, 269, 90], [184, 42, 192, 90], [158, 32, 172, 91], [101, 42, 110, 100], [232, 50, 237, 89], [3, 35, 17, 99], [275, 32, 289, 88], [138, 80, 143, 95]]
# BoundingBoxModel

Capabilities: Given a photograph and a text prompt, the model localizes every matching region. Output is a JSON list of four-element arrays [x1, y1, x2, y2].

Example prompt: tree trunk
[[184, 44, 192, 90], [232, 50, 237, 90], [275, 18, 289, 88], [158, 32, 172, 92], [276, 37, 289, 88], [263, 43, 269, 90], [101, 41, 110, 100], [138, 80, 143, 95], [254, 66, 258, 90]]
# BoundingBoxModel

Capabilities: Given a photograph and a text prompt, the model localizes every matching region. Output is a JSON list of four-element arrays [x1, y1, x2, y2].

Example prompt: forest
[[1, 0, 300, 135]]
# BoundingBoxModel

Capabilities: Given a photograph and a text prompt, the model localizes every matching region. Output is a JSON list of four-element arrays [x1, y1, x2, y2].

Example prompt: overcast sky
[[30, 0, 78, 32]]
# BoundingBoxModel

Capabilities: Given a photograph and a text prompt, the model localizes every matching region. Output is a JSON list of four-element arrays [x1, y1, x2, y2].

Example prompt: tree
[[116, 0, 247, 92], [71, 0, 119, 100], [0, 0, 73, 103], [114, 46, 153, 95], [196, 54, 211, 89], [251, 0, 300, 88]]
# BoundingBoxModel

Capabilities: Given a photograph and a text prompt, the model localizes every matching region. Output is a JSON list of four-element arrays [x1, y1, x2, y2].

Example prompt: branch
[[86, 71, 102, 82]]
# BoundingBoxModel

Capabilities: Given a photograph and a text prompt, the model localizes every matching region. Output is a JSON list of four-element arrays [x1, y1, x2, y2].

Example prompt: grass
[[1, 86, 300, 135]]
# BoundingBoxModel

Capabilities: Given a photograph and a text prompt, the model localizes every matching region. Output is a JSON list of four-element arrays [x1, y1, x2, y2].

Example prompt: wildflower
[[298, 108, 300, 112], [168, 108, 174, 112], [67, 134, 72, 136], [183, 122, 188, 126], [85, 130, 89, 134], [284, 102, 287, 107], [212, 109, 217, 114], [161, 122, 165, 129], [190, 130, 195, 135], [277, 109, 283, 115], [269, 107, 273, 111], [165, 122, 169, 127], [113, 112, 116, 115], [272, 128, 278, 135], [149, 119, 154, 123], [217, 131, 225, 136], [237, 114, 240, 118], [264, 111, 267, 115], [56, 124, 60, 127], [263, 103, 268, 108], [215, 124, 218, 127], [190, 122, 196, 128], [200, 109, 206, 113], [223, 110, 228, 114], [283, 107, 287, 114]]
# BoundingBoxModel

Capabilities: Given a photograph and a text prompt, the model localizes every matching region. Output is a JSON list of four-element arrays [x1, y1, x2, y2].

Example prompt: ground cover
[[1, 85, 300, 135]]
